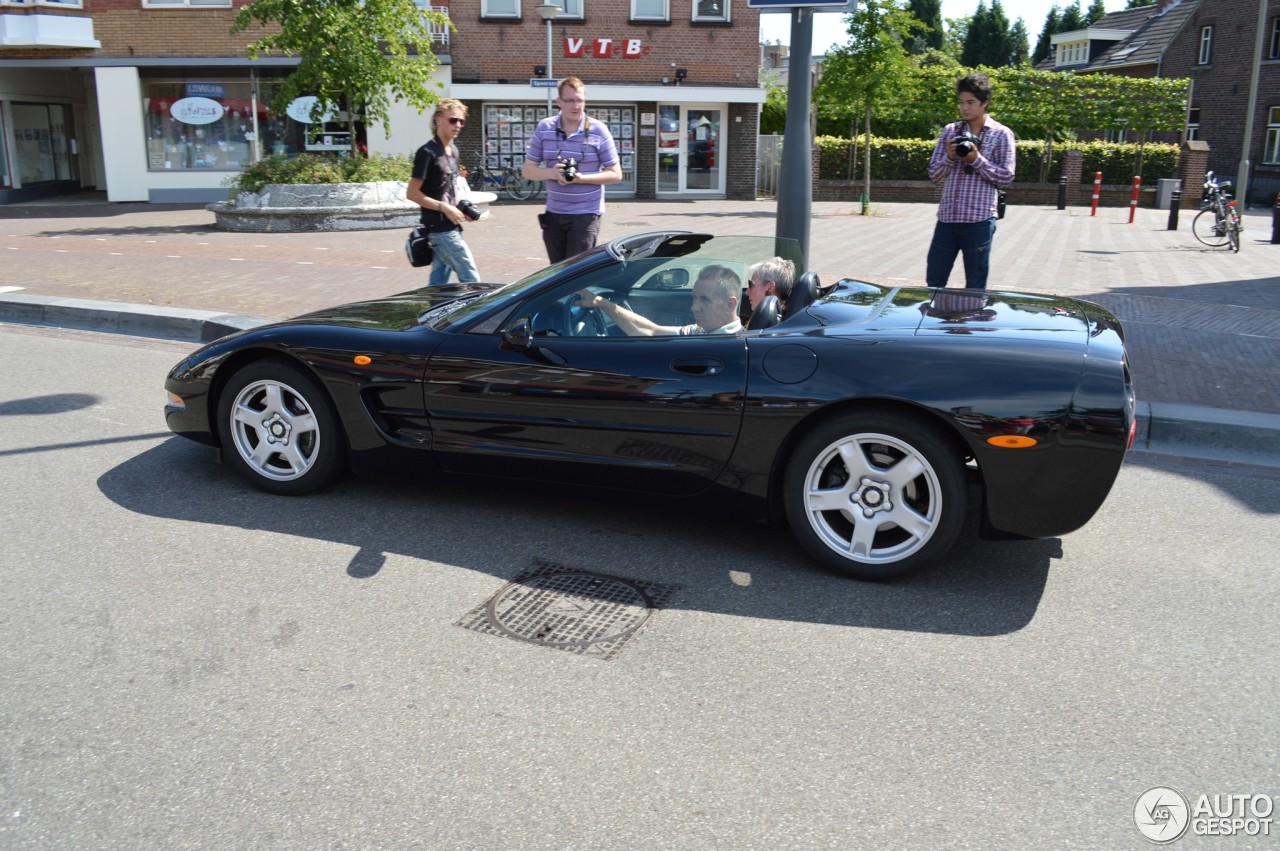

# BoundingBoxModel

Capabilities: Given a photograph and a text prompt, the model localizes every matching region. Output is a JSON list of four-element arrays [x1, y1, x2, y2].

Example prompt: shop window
[[142, 78, 302, 171], [693, 0, 727, 21], [481, 0, 518, 18], [1265, 107, 1280, 165], [1198, 25, 1213, 65], [10, 103, 73, 184], [480, 103, 635, 193], [631, 0, 667, 21]]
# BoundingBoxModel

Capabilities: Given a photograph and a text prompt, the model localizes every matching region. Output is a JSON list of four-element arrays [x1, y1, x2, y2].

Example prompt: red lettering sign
[[561, 36, 646, 58]]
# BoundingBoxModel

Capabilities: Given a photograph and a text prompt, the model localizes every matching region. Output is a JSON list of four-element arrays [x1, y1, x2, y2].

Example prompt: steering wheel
[[569, 293, 609, 337]]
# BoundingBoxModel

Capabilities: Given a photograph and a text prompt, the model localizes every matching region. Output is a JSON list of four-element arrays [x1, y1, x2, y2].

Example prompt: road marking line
[[0, 286, 24, 293]]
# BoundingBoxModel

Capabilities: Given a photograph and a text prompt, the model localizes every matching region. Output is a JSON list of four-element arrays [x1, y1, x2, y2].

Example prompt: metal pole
[[546, 19, 554, 117], [1237, 0, 1268, 206], [775, 6, 813, 267]]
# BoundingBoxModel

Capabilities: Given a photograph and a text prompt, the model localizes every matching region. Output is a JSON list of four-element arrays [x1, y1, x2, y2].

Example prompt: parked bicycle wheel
[[1227, 210, 1241, 253], [1191, 208, 1229, 248], [503, 168, 540, 201]]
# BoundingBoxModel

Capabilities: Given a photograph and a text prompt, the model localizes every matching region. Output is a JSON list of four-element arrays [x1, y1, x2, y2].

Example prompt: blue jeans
[[926, 218, 997, 289], [428, 229, 480, 285]]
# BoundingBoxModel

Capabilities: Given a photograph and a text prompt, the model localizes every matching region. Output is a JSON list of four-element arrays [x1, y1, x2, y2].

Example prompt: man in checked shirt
[[925, 72, 1016, 290]]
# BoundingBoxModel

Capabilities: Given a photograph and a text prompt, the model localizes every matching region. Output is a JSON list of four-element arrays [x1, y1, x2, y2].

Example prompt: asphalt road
[[1, 325, 1277, 849]]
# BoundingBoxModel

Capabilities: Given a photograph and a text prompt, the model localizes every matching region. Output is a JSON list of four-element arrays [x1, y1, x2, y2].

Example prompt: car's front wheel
[[216, 359, 344, 495], [784, 411, 966, 581]]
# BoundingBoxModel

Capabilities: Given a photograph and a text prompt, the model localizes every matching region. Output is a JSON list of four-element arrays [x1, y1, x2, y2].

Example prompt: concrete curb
[[4, 292, 1279, 471], [0, 293, 268, 343], [1137, 400, 1280, 469]]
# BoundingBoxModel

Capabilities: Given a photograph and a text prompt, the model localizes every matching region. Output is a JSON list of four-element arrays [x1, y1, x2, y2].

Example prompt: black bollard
[[1057, 176, 1067, 211], [1272, 193, 1280, 244], [1167, 190, 1181, 230]]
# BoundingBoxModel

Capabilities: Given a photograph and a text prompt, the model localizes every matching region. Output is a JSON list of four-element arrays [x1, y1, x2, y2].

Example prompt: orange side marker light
[[986, 435, 1037, 449], [354, 355, 372, 366]]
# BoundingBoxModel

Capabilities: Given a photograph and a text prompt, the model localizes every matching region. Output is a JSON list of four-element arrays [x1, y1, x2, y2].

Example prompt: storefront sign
[[563, 37, 649, 58], [185, 82, 225, 99], [286, 96, 337, 125], [169, 97, 226, 125]]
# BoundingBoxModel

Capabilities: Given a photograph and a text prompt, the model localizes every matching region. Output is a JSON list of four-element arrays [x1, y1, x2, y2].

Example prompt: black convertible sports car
[[165, 232, 1136, 581]]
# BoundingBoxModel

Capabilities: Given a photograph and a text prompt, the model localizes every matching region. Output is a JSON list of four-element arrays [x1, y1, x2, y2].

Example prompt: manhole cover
[[456, 560, 679, 660]]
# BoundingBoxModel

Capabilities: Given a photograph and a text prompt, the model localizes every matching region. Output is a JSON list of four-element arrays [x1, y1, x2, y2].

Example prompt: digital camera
[[953, 131, 980, 158], [560, 157, 580, 182], [457, 199, 482, 221]]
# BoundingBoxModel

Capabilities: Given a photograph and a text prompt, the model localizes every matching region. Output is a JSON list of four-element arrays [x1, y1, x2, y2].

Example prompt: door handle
[[672, 357, 724, 376]]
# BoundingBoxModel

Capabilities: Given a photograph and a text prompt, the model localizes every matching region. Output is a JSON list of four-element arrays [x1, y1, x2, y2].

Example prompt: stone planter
[[208, 181, 498, 232]]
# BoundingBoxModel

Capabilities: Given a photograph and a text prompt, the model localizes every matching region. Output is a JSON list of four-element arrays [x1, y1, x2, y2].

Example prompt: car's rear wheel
[[216, 359, 344, 495], [784, 411, 966, 581]]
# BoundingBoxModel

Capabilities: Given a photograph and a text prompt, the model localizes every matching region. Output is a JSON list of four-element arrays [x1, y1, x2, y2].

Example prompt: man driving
[[577, 265, 743, 336]]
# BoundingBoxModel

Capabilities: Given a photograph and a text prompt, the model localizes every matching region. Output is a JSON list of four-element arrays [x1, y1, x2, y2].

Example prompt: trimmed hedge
[[816, 136, 1180, 185], [223, 153, 414, 196]]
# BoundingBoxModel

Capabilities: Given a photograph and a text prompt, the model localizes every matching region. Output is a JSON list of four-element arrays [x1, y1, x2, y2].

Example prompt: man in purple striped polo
[[925, 72, 1016, 290], [523, 77, 623, 263]]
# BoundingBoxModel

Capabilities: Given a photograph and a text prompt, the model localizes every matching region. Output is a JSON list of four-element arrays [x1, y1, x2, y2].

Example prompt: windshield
[[426, 232, 804, 333]]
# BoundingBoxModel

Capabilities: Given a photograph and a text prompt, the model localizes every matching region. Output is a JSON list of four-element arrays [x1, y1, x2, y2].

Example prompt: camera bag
[[405, 225, 433, 267]]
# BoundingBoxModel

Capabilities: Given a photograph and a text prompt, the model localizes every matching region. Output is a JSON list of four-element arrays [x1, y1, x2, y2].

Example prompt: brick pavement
[[3, 194, 1279, 415]]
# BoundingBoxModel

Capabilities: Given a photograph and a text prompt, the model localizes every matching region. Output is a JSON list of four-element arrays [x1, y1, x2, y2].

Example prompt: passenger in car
[[578, 265, 743, 336], [745, 257, 797, 314]]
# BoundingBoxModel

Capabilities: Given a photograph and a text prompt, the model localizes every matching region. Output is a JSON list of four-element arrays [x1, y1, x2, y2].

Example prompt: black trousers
[[541, 211, 602, 263]]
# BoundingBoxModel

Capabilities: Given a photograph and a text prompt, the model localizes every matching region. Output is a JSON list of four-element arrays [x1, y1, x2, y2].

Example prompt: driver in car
[[577, 265, 742, 336]]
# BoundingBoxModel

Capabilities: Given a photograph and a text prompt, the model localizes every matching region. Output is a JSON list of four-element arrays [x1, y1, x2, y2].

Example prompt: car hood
[[286, 283, 501, 331], [811, 281, 1101, 340]]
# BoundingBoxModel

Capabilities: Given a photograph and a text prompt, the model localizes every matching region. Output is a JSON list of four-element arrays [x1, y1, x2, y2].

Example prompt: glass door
[[657, 105, 724, 194]]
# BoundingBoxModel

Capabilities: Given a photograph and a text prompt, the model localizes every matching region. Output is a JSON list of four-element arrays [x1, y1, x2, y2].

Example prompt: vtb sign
[[562, 37, 650, 58]]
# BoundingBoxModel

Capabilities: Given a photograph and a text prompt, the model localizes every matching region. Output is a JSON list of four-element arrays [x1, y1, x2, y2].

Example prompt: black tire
[[504, 169, 539, 201], [783, 411, 966, 581], [215, 359, 345, 495], [1191, 208, 1228, 248]]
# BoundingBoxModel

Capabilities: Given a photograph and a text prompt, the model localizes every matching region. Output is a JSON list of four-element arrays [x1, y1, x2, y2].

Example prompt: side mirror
[[502, 317, 532, 349]]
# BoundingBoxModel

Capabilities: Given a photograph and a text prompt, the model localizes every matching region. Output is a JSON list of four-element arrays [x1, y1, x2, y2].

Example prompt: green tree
[[988, 0, 1014, 66], [1059, 0, 1085, 31], [232, 0, 449, 157], [760, 84, 787, 135], [905, 0, 943, 52], [1009, 18, 1031, 67], [1032, 6, 1060, 65], [943, 16, 971, 59], [816, 0, 925, 213], [1127, 0, 1155, 6], [960, 2, 989, 67], [1086, 0, 1107, 23]]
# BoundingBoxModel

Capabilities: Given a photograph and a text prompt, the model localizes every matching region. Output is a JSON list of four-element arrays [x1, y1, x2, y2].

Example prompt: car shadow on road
[[98, 439, 1059, 639]]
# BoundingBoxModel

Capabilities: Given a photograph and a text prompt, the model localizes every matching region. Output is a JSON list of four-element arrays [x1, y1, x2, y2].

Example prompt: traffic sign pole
[[775, 6, 813, 267]]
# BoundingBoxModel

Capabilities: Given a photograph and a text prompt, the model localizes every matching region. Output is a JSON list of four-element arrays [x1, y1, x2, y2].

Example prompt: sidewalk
[[3, 194, 1279, 468]]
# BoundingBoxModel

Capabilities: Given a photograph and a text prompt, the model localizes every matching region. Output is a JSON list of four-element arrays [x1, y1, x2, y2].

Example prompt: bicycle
[[1191, 170, 1242, 253], [465, 154, 541, 202]]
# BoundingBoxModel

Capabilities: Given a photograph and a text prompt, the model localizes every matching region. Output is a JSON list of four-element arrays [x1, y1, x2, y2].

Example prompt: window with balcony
[[631, 0, 667, 22], [1198, 25, 1213, 65]]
